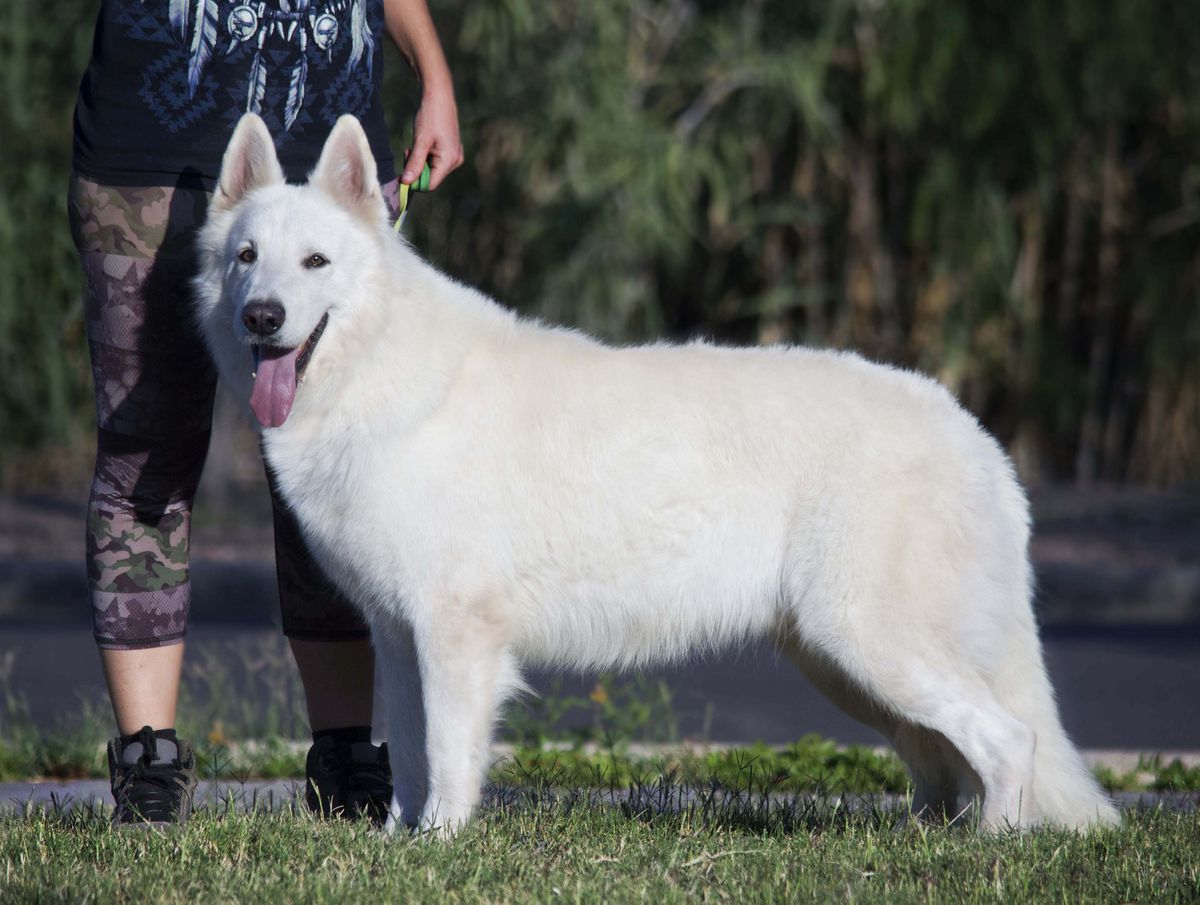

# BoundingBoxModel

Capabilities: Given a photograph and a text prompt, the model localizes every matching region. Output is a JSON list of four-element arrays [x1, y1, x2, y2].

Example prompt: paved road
[[4, 488, 1197, 749], [2, 622, 1198, 748]]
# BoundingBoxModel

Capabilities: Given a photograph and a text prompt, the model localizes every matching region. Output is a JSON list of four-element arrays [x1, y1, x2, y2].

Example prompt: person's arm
[[384, 0, 464, 190]]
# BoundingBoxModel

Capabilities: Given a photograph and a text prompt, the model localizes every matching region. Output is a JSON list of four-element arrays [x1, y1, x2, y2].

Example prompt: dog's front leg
[[413, 613, 509, 837], [371, 618, 429, 834]]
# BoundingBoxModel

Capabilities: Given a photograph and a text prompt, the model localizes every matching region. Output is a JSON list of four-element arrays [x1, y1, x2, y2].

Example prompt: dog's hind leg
[[781, 632, 1036, 829], [779, 637, 965, 822], [890, 724, 968, 825], [928, 689, 1033, 829], [779, 636, 964, 821], [857, 661, 1036, 829]]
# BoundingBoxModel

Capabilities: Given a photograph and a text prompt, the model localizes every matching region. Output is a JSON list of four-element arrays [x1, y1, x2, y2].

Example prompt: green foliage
[[0, 0, 94, 465], [403, 0, 1200, 484], [4, 0, 1200, 484], [503, 673, 678, 748], [496, 736, 911, 794], [0, 652, 107, 780], [496, 746, 662, 789], [175, 635, 311, 743], [1152, 760, 1200, 792], [1094, 754, 1200, 794], [198, 739, 307, 781], [699, 736, 910, 794], [0, 710, 106, 781]]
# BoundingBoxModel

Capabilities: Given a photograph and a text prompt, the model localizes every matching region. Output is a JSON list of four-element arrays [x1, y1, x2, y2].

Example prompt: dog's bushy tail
[[992, 592, 1120, 829]]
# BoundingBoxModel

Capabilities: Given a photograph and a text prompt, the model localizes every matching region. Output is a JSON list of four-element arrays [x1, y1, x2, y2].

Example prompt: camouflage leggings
[[69, 173, 401, 649]]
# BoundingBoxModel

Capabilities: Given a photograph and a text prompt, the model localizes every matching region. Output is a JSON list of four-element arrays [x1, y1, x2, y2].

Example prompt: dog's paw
[[381, 813, 421, 837], [417, 798, 471, 840]]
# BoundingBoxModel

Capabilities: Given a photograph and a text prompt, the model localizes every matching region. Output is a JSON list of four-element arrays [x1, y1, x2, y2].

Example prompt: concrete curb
[[1, 778, 1195, 817], [1, 748, 1196, 817]]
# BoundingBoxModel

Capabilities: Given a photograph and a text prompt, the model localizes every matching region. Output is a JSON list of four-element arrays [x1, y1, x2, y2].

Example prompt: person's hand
[[403, 83, 463, 191]]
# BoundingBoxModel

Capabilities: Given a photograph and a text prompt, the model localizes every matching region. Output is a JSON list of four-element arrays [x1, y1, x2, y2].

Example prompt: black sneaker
[[107, 726, 198, 827], [305, 735, 391, 822]]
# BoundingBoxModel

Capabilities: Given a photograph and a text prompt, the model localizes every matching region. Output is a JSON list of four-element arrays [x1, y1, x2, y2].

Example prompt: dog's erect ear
[[212, 113, 285, 215], [310, 115, 385, 222]]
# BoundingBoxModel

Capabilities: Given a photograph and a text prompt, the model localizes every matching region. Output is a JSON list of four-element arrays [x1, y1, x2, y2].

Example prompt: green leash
[[393, 163, 432, 233]]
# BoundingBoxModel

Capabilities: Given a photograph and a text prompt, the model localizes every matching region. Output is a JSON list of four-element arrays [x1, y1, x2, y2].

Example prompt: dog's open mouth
[[249, 313, 328, 428]]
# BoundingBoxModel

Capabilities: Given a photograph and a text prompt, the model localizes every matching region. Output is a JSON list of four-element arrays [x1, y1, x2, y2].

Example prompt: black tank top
[[73, 0, 396, 188]]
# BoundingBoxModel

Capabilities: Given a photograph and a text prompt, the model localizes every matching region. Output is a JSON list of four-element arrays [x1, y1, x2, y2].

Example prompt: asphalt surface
[[2, 487, 1198, 749], [3, 622, 1199, 749]]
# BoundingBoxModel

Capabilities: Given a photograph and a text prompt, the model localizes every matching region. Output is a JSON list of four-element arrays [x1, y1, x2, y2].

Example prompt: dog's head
[[193, 113, 390, 428]]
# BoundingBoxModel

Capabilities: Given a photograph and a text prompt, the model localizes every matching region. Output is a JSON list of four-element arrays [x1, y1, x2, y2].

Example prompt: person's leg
[[288, 638, 375, 731], [88, 427, 204, 732], [70, 174, 213, 823], [71, 174, 214, 721], [99, 645, 185, 736], [265, 460, 376, 727]]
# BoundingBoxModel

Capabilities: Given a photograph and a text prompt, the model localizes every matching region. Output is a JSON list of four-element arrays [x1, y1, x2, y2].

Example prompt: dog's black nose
[[242, 299, 286, 336]]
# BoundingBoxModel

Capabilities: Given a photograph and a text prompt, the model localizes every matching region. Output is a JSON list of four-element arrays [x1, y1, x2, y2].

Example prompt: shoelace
[[116, 762, 188, 815], [114, 728, 189, 819]]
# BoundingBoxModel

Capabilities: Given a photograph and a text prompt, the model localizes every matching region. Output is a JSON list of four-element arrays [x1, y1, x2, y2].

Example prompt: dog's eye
[[304, 253, 330, 269], [237, 247, 257, 264]]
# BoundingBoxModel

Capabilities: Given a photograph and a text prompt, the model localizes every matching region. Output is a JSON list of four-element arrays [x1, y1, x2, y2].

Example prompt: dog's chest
[[264, 428, 396, 585]]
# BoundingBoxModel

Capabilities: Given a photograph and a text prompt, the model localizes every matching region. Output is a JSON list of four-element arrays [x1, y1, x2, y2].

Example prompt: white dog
[[194, 113, 1118, 835]]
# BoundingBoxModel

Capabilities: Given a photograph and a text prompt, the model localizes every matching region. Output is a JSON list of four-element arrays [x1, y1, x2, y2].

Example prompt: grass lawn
[[2, 667, 1198, 902], [1, 792, 1197, 904]]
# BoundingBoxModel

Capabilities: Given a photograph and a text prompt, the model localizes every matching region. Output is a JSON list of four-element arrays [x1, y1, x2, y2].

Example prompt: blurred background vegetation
[[2, 0, 1199, 489]]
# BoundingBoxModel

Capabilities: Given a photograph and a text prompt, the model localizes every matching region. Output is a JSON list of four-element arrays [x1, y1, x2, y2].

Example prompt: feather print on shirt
[[143, 0, 374, 131], [186, 0, 220, 98], [168, 0, 189, 41], [284, 48, 308, 130]]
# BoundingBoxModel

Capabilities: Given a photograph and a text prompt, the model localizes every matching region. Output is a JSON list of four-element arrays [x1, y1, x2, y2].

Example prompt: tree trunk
[[1007, 193, 1045, 481], [1075, 121, 1123, 484], [794, 149, 826, 343], [844, 138, 900, 359], [1057, 137, 1091, 337]]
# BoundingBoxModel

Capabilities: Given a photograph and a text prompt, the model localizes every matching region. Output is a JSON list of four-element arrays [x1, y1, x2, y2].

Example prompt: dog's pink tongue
[[250, 346, 300, 428]]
